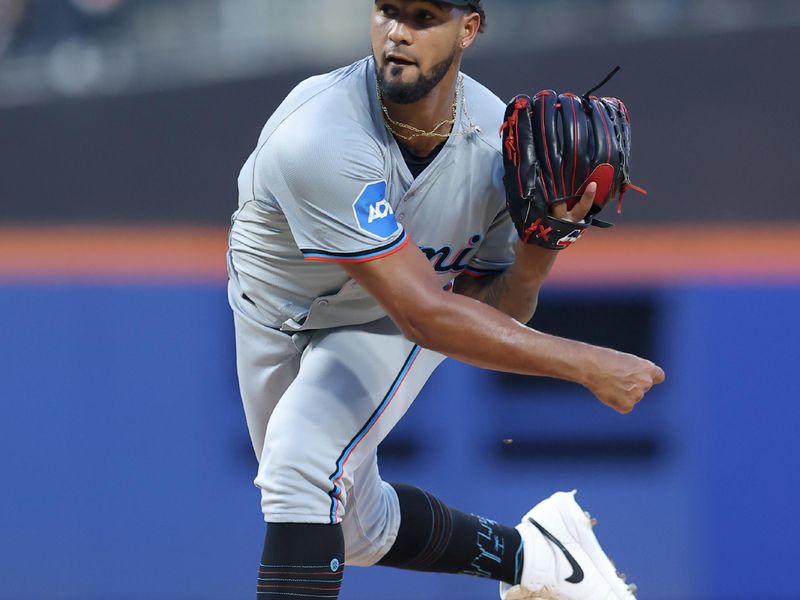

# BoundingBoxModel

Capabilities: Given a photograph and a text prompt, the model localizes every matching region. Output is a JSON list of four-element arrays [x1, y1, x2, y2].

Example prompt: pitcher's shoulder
[[279, 58, 376, 129], [461, 74, 507, 154], [255, 58, 383, 167]]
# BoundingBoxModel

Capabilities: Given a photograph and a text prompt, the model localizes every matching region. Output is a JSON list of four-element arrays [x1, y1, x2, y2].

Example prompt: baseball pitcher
[[227, 1, 664, 598]]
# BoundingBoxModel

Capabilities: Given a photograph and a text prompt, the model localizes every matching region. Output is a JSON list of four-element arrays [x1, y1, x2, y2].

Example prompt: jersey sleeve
[[258, 122, 408, 263], [463, 207, 516, 276]]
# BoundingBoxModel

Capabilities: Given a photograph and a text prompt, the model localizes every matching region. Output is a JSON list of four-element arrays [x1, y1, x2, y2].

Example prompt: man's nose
[[387, 19, 412, 45]]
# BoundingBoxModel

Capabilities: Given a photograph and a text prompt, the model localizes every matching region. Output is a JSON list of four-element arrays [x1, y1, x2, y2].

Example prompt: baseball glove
[[500, 69, 644, 250]]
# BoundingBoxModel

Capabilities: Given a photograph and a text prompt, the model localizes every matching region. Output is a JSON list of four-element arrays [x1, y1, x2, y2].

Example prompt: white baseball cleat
[[499, 490, 637, 600]]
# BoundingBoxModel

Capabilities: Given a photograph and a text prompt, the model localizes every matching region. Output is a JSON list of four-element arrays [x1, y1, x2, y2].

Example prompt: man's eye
[[379, 4, 398, 17], [416, 11, 434, 21]]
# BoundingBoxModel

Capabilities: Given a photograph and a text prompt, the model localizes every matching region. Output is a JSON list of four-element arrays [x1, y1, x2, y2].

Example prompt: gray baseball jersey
[[228, 56, 515, 333]]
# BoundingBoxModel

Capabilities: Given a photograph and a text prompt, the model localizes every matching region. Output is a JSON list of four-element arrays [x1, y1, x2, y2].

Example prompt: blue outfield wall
[[1, 282, 798, 600]]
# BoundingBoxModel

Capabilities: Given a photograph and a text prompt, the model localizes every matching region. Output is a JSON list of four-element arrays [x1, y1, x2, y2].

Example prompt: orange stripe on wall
[[549, 225, 800, 286], [0, 225, 799, 285], [0, 226, 228, 283]]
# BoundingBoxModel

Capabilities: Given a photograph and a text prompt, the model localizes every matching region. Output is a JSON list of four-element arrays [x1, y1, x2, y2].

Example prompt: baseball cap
[[434, 0, 482, 6]]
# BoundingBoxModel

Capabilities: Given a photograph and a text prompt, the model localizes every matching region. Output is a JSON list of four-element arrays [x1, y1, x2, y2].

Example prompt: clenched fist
[[582, 347, 665, 413]]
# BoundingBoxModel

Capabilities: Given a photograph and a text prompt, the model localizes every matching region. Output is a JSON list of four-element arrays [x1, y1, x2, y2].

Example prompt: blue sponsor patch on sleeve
[[352, 180, 400, 239]]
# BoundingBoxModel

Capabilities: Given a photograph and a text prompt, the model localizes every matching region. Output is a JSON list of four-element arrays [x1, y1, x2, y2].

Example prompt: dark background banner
[[2, 26, 797, 225]]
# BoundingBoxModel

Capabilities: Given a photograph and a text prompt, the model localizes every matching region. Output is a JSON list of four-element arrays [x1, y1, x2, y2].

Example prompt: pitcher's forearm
[[407, 291, 595, 385]]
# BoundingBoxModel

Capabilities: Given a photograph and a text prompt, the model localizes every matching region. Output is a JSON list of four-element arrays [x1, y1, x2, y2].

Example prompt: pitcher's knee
[[342, 482, 401, 566], [256, 436, 346, 524]]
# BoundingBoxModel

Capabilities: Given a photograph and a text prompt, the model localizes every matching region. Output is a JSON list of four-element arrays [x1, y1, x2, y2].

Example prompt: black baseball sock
[[378, 484, 523, 585], [257, 522, 344, 599]]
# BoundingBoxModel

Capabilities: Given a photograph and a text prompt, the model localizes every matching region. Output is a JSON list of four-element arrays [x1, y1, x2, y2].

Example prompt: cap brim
[[434, 1, 480, 6]]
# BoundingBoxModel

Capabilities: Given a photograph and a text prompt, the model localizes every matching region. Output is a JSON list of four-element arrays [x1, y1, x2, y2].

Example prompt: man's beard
[[376, 47, 457, 105]]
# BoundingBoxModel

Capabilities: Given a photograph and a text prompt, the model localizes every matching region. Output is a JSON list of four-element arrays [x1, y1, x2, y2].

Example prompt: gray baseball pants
[[230, 287, 445, 566]]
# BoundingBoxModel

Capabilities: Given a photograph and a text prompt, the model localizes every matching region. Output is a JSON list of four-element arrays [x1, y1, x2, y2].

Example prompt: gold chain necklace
[[377, 75, 464, 141]]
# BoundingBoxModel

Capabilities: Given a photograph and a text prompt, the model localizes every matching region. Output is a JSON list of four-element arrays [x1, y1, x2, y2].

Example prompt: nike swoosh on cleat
[[528, 517, 585, 584]]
